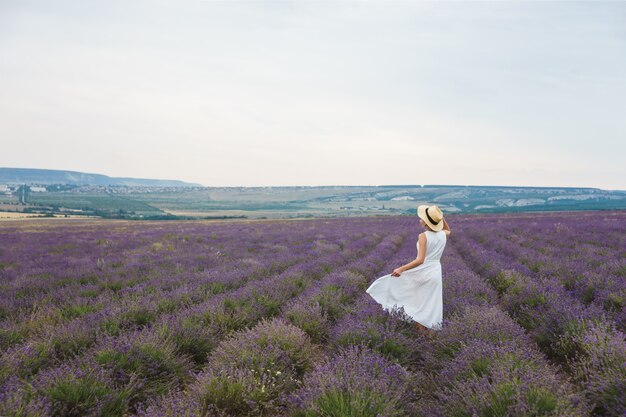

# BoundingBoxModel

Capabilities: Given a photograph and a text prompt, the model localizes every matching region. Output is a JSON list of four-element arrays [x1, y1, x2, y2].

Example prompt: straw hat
[[417, 204, 444, 231]]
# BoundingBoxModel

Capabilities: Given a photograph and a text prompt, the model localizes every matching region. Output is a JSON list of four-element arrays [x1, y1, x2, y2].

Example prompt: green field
[[3, 185, 625, 220], [26, 193, 163, 215]]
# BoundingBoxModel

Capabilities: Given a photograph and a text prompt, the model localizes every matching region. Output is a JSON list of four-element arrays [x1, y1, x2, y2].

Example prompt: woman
[[366, 204, 450, 338]]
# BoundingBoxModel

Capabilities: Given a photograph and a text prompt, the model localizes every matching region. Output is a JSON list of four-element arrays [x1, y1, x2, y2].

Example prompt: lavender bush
[[1, 211, 625, 416], [284, 344, 418, 417]]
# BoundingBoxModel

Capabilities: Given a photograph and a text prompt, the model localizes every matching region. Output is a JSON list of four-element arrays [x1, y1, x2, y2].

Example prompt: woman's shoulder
[[429, 230, 447, 240]]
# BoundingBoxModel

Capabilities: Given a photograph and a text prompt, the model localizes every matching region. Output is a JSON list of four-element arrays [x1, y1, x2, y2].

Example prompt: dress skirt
[[366, 261, 443, 330]]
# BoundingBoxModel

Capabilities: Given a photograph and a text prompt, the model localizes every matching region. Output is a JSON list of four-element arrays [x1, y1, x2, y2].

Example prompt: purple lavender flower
[[285, 344, 418, 417]]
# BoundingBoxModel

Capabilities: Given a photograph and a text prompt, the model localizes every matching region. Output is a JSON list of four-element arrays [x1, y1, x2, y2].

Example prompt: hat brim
[[417, 205, 444, 231]]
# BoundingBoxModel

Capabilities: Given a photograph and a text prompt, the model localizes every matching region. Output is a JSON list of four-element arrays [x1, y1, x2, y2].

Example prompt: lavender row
[[0, 220, 381, 381], [2, 212, 620, 416], [0, 217, 394, 344], [0, 230, 382, 391], [0, 258, 372, 414], [0, 220, 325, 344], [0, 220, 409, 416], [133, 230, 410, 416], [3, 228, 386, 386], [453, 229, 626, 416], [0, 218, 368, 320], [458, 215, 625, 329]]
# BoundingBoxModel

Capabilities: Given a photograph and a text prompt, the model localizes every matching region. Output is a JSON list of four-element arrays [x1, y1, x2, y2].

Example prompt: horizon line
[[1, 166, 624, 192]]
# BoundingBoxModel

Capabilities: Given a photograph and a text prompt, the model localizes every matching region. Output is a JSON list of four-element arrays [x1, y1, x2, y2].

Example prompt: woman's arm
[[392, 233, 427, 276], [442, 218, 451, 237]]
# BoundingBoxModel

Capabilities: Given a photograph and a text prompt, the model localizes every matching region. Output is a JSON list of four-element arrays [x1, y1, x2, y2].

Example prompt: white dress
[[366, 230, 446, 330]]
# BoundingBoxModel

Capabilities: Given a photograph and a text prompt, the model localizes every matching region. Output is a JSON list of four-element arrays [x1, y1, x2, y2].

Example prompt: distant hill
[[1, 169, 624, 220], [0, 168, 203, 187]]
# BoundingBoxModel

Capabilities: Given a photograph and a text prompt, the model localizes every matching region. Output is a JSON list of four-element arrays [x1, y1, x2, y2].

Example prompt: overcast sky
[[1, 1, 625, 189]]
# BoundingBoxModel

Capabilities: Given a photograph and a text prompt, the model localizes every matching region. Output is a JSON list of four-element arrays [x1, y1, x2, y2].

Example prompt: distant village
[[0, 184, 211, 220], [1, 184, 46, 194], [0, 183, 206, 195]]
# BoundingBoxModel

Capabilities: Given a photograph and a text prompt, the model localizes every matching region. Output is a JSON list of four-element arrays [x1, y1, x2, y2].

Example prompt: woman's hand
[[392, 268, 403, 277]]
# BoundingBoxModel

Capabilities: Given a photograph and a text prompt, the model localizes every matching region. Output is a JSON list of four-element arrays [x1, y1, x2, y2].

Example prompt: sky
[[1, 1, 625, 189]]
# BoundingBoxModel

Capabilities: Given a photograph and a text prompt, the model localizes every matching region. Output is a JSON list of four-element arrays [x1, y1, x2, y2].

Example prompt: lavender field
[[0, 212, 624, 417]]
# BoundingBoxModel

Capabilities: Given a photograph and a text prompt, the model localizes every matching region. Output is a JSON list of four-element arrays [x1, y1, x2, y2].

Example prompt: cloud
[[0, 0, 625, 189]]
